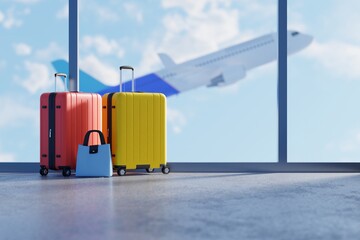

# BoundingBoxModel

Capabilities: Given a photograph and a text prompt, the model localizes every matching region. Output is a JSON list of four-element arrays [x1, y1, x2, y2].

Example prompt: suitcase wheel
[[146, 168, 155, 173], [62, 168, 71, 177], [162, 166, 170, 174], [117, 168, 126, 176], [40, 167, 49, 176]]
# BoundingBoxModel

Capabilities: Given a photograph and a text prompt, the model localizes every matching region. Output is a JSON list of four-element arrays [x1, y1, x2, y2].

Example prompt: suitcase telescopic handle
[[83, 130, 106, 146], [54, 73, 67, 92], [119, 65, 134, 92]]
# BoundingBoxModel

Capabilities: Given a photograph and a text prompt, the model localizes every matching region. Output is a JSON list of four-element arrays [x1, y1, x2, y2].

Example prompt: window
[[0, 1, 68, 163], [0, 0, 281, 164], [288, 0, 360, 162]]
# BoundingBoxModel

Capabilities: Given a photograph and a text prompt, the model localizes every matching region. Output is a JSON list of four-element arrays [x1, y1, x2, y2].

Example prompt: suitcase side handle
[[119, 65, 134, 92], [83, 130, 106, 146], [54, 73, 67, 92]]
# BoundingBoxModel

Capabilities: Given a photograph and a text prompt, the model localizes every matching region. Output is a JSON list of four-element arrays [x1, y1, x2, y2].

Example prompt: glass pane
[[79, 0, 279, 163], [288, 0, 360, 162], [159, 1, 278, 162], [0, 1, 67, 162], [0, 0, 277, 163]]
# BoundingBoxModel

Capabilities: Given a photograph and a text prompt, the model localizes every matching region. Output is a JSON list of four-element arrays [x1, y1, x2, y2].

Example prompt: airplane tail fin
[[158, 53, 176, 67], [51, 59, 179, 97], [51, 59, 109, 93]]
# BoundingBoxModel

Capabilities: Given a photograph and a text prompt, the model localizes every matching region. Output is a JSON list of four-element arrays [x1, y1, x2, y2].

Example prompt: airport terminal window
[[4, 1, 360, 167], [288, 1, 360, 162], [0, 0, 278, 164]]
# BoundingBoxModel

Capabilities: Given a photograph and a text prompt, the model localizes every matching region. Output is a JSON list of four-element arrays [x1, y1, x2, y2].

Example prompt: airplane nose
[[302, 34, 314, 47], [287, 32, 314, 54]]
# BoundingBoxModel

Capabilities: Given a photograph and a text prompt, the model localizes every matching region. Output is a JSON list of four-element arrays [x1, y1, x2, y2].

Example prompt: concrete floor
[[0, 172, 360, 240]]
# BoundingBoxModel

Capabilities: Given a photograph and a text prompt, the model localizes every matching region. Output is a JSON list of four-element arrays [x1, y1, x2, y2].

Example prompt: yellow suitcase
[[102, 66, 169, 176]]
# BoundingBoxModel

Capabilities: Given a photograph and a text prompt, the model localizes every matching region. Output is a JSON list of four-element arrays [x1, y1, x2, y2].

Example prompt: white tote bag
[[76, 130, 113, 177]]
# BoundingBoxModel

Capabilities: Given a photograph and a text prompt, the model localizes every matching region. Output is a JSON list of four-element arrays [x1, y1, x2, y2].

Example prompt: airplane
[[52, 30, 313, 96]]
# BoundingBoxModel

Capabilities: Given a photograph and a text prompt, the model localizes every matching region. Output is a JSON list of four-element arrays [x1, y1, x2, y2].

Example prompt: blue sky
[[288, 0, 360, 162], [0, 0, 359, 163]]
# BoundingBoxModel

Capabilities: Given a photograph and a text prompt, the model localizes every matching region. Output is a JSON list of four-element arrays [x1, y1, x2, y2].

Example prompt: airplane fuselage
[[154, 31, 312, 92]]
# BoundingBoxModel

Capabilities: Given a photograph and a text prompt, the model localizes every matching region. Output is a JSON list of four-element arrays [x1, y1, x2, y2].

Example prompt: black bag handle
[[83, 130, 106, 146]]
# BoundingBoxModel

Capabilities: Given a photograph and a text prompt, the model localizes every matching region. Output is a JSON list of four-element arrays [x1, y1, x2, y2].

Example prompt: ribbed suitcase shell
[[40, 92, 102, 170], [102, 92, 166, 170]]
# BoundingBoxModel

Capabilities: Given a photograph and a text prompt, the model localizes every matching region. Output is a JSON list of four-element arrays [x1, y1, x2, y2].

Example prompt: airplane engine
[[207, 66, 246, 87]]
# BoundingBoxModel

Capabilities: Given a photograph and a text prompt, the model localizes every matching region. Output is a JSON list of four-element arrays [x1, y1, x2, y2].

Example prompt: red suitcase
[[40, 73, 102, 176]]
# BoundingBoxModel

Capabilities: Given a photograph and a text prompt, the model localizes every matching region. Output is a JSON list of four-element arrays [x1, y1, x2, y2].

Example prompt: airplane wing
[[51, 59, 179, 97], [207, 65, 246, 87], [207, 74, 226, 87]]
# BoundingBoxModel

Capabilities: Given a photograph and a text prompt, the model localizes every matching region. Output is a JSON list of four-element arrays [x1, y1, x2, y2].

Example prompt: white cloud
[[288, 2, 308, 32], [76, 35, 127, 86], [238, 0, 276, 19], [79, 54, 118, 85], [124, 3, 143, 23], [14, 43, 32, 56], [0, 152, 16, 162], [15, 61, 51, 94], [286, 1, 360, 80], [162, 0, 205, 15], [56, 3, 68, 20], [136, 43, 162, 76], [0, 5, 34, 29], [162, 0, 232, 16], [96, 6, 119, 22], [4, 17, 22, 29], [303, 40, 360, 80], [12, 42, 67, 92], [326, 1, 360, 42], [135, 0, 243, 75], [81, 35, 124, 59], [13, 42, 66, 93], [14, 0, 40, 4], [78, 1, 120, 22], [138, 0, 276, 75], [161, 6, 240, 62], [1, 8, 22, 29], [136, 0, 276, 79], [0, 95, 38, 128], [0, 11, 4, 23], [167, 107, 187, 134], [35, 42, 66, 61]]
